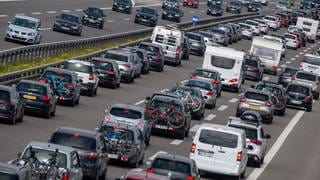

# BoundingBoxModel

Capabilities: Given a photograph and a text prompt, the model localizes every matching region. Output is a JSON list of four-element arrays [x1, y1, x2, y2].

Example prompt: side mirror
[[247, 145, 254, 150], [264, 134, 271, 139], [146, 96, 150, 101]]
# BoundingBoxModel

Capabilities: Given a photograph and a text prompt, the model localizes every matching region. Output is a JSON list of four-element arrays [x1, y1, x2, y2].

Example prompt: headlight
[[126, 5, 129, 8], [175, 14, 179, 16], [249, 6, 252, 8], [27, 32, 35, 36], [114, 2, 117, 5], [84, 14, 88, 18]]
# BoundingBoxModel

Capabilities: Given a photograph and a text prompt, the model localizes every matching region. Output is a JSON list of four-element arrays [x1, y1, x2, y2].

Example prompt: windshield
[[59, 13, 79, 23], [282, 67, 298, 76], [167, 7, 179, 13], [64, 62, 93, 73], [244, 92, 269, 101], [42, 71, 72, 83], [50, 132, 96, 151], [109, 107, 142, 119], [229, 125, 257, 140], [285, 34, 296, 39], [296, 72, 317, 81], [99, 125, 134, 142], [85, 8, 103, 17], [104, 53, 128, 62], [152, 158, 191, 174], [252, 46, 278, 61], [240, 24, 250, 29], [256, 85, 282, 96], [17, 83, 47, 95], [304, 56, 320, 66], [186, 80, 211, 91], [141, 8, 155, 14], [199, 129, 238, 148], [186, 33, 202, 41], [0, 90, 10, 102], [12, 17, 37, 29], [0, 173, 18, 180], [194, 69, 218, 79]]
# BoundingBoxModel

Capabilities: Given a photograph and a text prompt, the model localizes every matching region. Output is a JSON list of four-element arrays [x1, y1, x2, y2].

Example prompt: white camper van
[[296, 17, 319, 43], [250, 37, 282, 75], [202, 46, 245, 92]]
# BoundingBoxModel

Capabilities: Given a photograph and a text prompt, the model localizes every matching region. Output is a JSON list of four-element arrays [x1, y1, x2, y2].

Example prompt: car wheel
[[241, 169, 246, 178], [161, 15, 165, 19], [112, 6, 116, 11], [89, 89, 95, 97], [139, 153, 144, 165], [50, 105, 56, 117], [99, 170, 107, 180], [131, 157, 139, 168], [306, 105, 312, 112], [177, 128, 185, 140], [134, 18, 138, 23], [207, 11, 210, 15], [266, 116, 273, 124], [313, 92, 319, 100], [234, 86, 239, 93], [44, 109, 50, 119], [17, 108, 24, 122], [206, 103, 214, 109], [111, 82, 117, 89], [278, 108, 285, 116], [9, 113, 16, 125], [75, 95, 80, 105]]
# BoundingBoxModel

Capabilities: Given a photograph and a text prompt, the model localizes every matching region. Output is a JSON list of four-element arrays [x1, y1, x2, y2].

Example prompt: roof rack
[[228, 116, 261, 127]]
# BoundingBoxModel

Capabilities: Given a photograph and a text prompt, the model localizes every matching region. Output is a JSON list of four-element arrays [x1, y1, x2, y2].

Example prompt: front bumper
[[5, 31, 37, 44]]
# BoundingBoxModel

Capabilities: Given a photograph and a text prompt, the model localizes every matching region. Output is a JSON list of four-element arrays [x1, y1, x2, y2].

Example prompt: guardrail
[[0, 12, 262, 85]]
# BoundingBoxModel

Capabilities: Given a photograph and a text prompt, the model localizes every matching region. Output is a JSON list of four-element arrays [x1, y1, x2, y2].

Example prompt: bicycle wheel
[[167, 112, 185, 129], [46, 166, 59, 180], [191, 98, 201, 112]]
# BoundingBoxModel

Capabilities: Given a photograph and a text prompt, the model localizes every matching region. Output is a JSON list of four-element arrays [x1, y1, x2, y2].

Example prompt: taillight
[[146, 168, 154, 173], [191, 143, 196, 153], [41, 95, 50, 101], [221, 36, 227, 39], [207, 91, 214, 96], [186, 175, 194, 180], [38, 79, 46, 83], [191, 75, 196, 79], [89, 73, 94, 80], [252, 67, 259, 72], [237, 151, 242, 161], [106, 70, 116, 75], [265, 101, 272, 107], [229, 78, 238, 83], [240, 97, 246, 102], [64, 83, 74, 89], [61, 171, 69, 180], [176, 46, 181, 55], [138, 121, 145, 125], [212, 80, 219, 84], [124, 64, 131, 68], [306, 95, 312, 100], [85, 153, 97, 159], [208, 39, 214, 42], [272, 66, 277, 70], [250, 139, 262, 145]]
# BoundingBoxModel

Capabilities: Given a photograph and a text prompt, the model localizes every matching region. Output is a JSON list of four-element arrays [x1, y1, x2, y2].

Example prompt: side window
[[71, 152, 79, 168]]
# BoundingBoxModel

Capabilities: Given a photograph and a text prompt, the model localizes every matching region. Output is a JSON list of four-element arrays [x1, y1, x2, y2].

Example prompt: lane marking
[[40, 27, 52, 31], [61, 10, 71, 12], [148, 151, 167, 161], [229, 98, 238, 103], [101, 7, 109, 10], [75, 9, 83, 12], [217, 105, 228, 111], [290, 58, 295, 61], [247, 111, 305, 180], [303, 49, 308, 52], [204, 114, 216, 121], [190, 11, 195, 13], [15, 13, 25, 15], [299, 52, 304, 55], [295, 55, 299, 58], [0, 15, 8, 17], [47, 11, 57, 14], [307, 47, 311, 50], [124, 18, 131, 21], [170, 139, 184, 145], [107, 20, 114, 23], [263, 76, 270, 81], [200, 10, 205, 13], [134, 100, 144, 105], [31, 12, 42, 15], [190, 124, 200, 132], [286, 61, 291, 64]]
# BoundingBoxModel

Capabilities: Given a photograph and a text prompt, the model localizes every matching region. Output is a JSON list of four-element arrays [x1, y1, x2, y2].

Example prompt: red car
[[183, 0, 199, 8]]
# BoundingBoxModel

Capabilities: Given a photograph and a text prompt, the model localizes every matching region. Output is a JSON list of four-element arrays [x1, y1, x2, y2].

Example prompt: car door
[[70, 151, 83, 180]]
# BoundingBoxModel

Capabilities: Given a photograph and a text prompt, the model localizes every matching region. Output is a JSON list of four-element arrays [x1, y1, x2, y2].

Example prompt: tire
[[75, 96, 80, 105], [131, 158, 139, 168], [17, 109, 24, 122], [185, 125, 190, 137], [134, 18, 138, 23], [111, 82, 117, 89], [277, 108, 285, 116], [234, 87, 239, 93], [112, 6, 116, 11], [9, 113, 16, 125], [99, 170, 107, 180], [241, 169, 246, 178], [266, 116, 273, 124], [50, 105, 56, 117], [176, 128, 185, 140], [44, 109, 50, 119], [206, 102, 214, 109], [306, 105, 312, 112]]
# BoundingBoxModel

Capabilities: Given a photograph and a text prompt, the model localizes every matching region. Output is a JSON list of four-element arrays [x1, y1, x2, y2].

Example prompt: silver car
[[208, 28, 230, 46], [292, 71, 320, 100], [5, 15, 42, 44], [185, 79, 217, 109], [238, 23, 253, 40]]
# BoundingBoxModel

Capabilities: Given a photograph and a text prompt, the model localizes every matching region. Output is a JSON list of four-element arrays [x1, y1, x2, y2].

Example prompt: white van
[[151, 25, 184, 66], [190, 123, 248, 179], [296, 17, 319, 43], [250, 37, 282, 75], [301, 53, 320, 76], [202, 46, 245, 92]]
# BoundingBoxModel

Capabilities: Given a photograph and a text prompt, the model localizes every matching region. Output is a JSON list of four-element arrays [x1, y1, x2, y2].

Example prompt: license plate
[[249, 105, 260, 110], [23, 95, 36, 100], [62, 27, 69, 30], [141, 19, 148, 22], [119, 7, 124, 10], [108, 154, 119, 159], [291, 100, 302, 104], [198, 151, 213, 157], [155, 125, 168, 130]]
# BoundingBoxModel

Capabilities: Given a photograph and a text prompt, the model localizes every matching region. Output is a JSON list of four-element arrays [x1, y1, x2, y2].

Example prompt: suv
[[147, 154, 200, 179], [134, 7, 158, 27], [103, 103, 152, 146], [285, 82, 313, 112], [49, 127, 109, 179], [245, 55, 264, 82], [189, 123, 248, 179], [53, 13, 83, 36], [82, 7, 106, 29], [0, 85, 24, 124], [112, 0, 133, 14], [97, 121, 146, 168], [226, 1, 241, 14], [227, 112, 271, 167], [236, 88, 276, 124], [278, 66, 299, 87], [5, 15, 42, 44], [184, 32, 206, 56], [162, 0, 180, 9], [63, 59, 99, 96], [292, 71, 320, 100], [138, 42, 165, 72], [39, 67, 81, 106]]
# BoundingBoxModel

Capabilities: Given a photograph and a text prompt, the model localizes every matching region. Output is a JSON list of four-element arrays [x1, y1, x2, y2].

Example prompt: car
[[119, 47, 144, 78], [244, 55, 264, 81], [161, 6, 184, 23], [182, 36, 191, 60], [285, 82, 313, 112], [197, 30, 216, 46], [244, 20, 261, 35], [5, 15, 42, 44], [278, 66, 299, 87], [39, 67, 81, 106], [12, 141, 83, 180], [189, 123, 248, 179], [138, 42, 165, 72], [287, 11, 298, 24], [291, 30, 307, 47], [236, 88, 275, 124], [239, 0, 251, 6], [226, 1, 241, 14], [207, 0, 222, 6], [227, 112, 271, 167], [146, 154, 200, 180], [253, 18, 269, 34], [53, 13, 83, 36], [263, 15, 280, 30], [184, 32, 206, 56], [103, 103, 152, 146], [284, 32, 299, 50], [217, 24, 237, 43], [276, 0, 291, 11], [16, 80, 57, 119], [254, 81, 287, 116], [0, 85, 24, 124], [300, 53, 320, 76], [248, 2, 262, 12], [300, 0, 312, 9], [276, 12, 290, 27], [120, 169, 170, 180], [207, 4, 224, 16], [112, 0, 133, 14], [90, 57, 121, 89], [208, 27, 230, 46], [289, 31, 303, 48], [134, 7, 158, 27], [292, 71, 320, 100], [191, 68, 223, 97], [49, 127, 109, 179], [125, 47, 151, 74], [183, 0, 199, 8], [168, 85, 206, 119], [0, 162, 31, 180], [162, 0, 180, 9], [238, 22, 254, 40], [82, 7, 106, 29], [63, 59, 99, 96], [97, 121, 146, 168], [185, 79, 217, 109], [228, 23, 242, 41], [145, 93, 192, 139]]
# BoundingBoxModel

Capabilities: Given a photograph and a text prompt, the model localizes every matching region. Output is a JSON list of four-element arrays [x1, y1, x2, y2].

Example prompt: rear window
[[109, 107, 142, 119], [244, 92, 269, 101], [194, 69, 218, 79], [304, 56, 320, 66], [239, 24, 250, 29], [152, 158, 191, 174], [211, 56, 236, 69], [229, 125, 257, 140], [199, 129, 238, 148], [0, 173, 18, 180], [283, 68, 298, 76], [296, 72, 317, 81], [245, 59, 258, 67], [256, 85, 283, 96], [252, 46, 278, 61], [186, 80, 211, 91], [0, 90, 10, 101], [104, 53, 128, 62], [287, 84, 309, 94], [99, 125, 134, 142], [17, 82, 47, 95], [285, 34, 296, 39], [42, 71, 73, 83], [50, 132, 96, 151], [138, 44, 160, 53], [64, 62, 93, 73], [186, 33, 202, 41], [264, 16, 276, 21], [92, 60, 113, 71]]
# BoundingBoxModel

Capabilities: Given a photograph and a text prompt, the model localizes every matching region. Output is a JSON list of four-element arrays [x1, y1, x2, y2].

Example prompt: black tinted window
[[211, 56, 236, 69], [186, 80, 211, 91], [245, 59, 258, 67], [199, 129, 238, 148], [244, 92, 269, 101], [296, 72, 317, 81], [50, 132, 96, 151], [283, 68, 298, 76], [304, 56, 320, 66], [92, 60, 113, 71], [0, 173, 18, 180], [0, 90, 10, 101], [64, 62, 93, 73], [229, 125, 257, 140], [152, 158, 191, 174], [109, 107, 142, 119], [186, 33, 202, 41], [60, 14, 79, 23], [17, 83, 47, 95], [86, 8, 103, 17], [287, 85, 309, 94]]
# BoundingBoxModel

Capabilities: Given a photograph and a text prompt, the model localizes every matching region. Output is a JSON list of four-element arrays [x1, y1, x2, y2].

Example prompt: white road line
[[247, 111, 305, 180], [311, 45, 315, 48], [101, 7, 110, 10], [190, 124, 200, 132], [134, 100, 144, 105], [204, 114, 216, 121], [290, 58, 295, 61], [263, 76, 270, 81], [229, 98, 238, 103], [107, 20, 114, 23], [31, 12, 42, 15], [61, 10, 71, 12], [180, 79, 188, 84], [15, 13, 25, 16], [170, 139, 184, 145], [295, 55, 299, 58], [285, 61, 291, 64], [75, 9, 83, 12], [47, 11, 57, 14], [299, 52, 304, 55], [40, 27, 52, 31], [190, 11, 195, 13], [0, 15, 8, 17], [124, 18, 131, 21], [217, 105, 228, 111], [307, 47, 311, 50], [303, 49, 308, 52], [280, 64, 286, 68], [148, 151, 167, 161]]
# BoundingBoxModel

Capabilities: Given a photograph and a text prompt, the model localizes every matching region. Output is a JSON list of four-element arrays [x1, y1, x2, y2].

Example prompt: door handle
[[218, 150, 225, 153]]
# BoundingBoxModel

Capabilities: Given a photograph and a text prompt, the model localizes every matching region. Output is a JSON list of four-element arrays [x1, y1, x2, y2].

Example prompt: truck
[[296, 17, 319, 43]]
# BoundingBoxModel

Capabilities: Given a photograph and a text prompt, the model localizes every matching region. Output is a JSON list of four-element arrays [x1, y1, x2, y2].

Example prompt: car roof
[[110, 103, 145, 112], [228, 117, 260, 129], [198, 123, 245, 135], [67, 59, 93, 66], [45, 67, 76, 75], [14, 15, 40, 22], [18, 79, 50, 87], [26, 141, 76, 153], [91, 57, 118, 64], [53, 126, 100, 138], [257, 80, 283, 88], [0, 162, 25, 174], [155, 153, 194, 164]]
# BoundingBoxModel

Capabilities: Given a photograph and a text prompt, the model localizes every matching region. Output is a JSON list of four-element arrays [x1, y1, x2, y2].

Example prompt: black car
[[161, 7, 184, 23], [226, 1, 241, 14], [138, 42, 165, 72], [278, 66, 299, 87], [182, 36, 191, 60], [207, 4, 224, 16], [91, 58, 121, 89], [0, 85, 24, 124], [16, 80, 57, 119], [245, 55, 264, 81], [185, 32, 206, 56], [248, 2, 262, 12], [285, 82, 313, 112], [112, 0, 133, 14], [49, 126, 109, 179], [134, 7, 158, 27], [53, 13, 83, 36], [82, 7, 106, 29], [39, 67, 81, 106], [162, 0, 180, 9], [207, 0, 222, 6]]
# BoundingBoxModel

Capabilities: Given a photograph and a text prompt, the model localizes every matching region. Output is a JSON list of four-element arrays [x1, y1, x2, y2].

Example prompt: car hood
[[8, 24, 36, 33]]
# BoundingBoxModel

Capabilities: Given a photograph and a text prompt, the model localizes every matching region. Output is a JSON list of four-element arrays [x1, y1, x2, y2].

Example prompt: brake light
[[221, 36, 227, 39], [106, 70, 115, 75], [89, 73, 94, 80], [186, 176, 194, 180], [146, 168, 154, 173], [237, 151, 242, 161], [229, 78, 238, 83], [191, 143, 196, 153], [38, 79, 46, 83], [124, 64, 131, 68], [138, 121, 145, 125], [208, 39, 214, 42], [104, 115, 110, 120], [306, 95, 312, 100], [176, 46, 181, 55], [272, 66, 277, 70], [41, 95, 50, 101], [85, 153, 97, 159], [252, 67, 259, 72], [4, 102, 12, 107], [265, 101, 272, 107], [61, 172, 69, 180], [212, 80, 219, 84], [240, 97, 246, 102], [250, 139, 262, 145], [207, 91, 214, 96], [191, 75, 196, 79]]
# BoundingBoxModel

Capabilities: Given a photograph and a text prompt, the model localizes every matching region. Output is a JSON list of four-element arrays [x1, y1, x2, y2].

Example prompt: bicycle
[[172, 88, 202, 113], [47, 74, 71, 96], [148, 104, 185, 129]]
